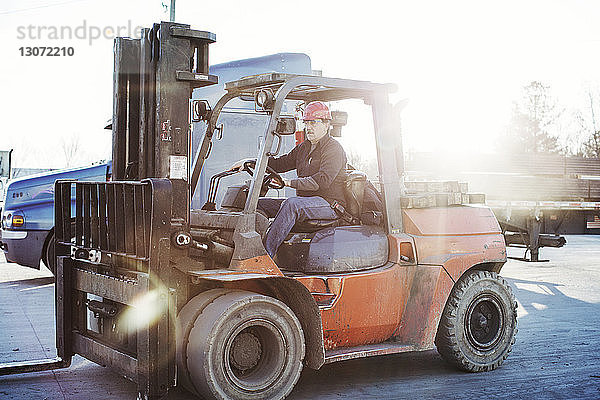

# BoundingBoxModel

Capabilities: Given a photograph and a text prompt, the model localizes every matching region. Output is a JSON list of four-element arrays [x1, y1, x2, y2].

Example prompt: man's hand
[[228, 158, 255, 172], [283, 178, 291, 187]]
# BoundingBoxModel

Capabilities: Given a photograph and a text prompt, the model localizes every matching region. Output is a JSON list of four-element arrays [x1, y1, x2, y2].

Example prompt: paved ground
[[0, 236, 599, 399]]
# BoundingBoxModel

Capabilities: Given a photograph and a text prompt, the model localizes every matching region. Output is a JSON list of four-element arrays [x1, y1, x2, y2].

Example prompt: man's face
[[304, 119, 329, 143]]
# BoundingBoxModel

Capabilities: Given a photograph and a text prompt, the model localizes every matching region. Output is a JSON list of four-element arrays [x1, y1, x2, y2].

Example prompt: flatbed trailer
[[489, 200, 600, 261]]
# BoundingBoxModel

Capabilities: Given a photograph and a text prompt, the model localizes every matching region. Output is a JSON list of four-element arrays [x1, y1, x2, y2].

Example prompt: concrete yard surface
[[1, 236, 599, 399]]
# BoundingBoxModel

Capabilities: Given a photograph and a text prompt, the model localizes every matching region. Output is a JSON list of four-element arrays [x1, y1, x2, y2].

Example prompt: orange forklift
[[0, 22, 516, 400]]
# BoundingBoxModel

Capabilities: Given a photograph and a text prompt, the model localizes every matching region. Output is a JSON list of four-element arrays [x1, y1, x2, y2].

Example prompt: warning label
[[169, 155, 188, 180]]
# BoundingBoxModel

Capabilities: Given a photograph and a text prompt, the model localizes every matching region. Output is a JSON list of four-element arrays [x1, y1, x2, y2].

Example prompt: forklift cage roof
[[223, 73, 397, 102]]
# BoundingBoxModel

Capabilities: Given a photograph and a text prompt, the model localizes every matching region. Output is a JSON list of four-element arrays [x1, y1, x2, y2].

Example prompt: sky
[[1, 0, 599, 169]]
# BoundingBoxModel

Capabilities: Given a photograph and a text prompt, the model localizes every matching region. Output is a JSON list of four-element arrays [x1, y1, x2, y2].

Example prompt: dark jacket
[[268, 135, 347, 205]]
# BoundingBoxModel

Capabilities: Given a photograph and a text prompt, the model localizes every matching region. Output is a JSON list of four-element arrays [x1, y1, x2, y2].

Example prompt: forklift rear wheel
[[182, 290, 305, 400], [435, 270, 517, 372]]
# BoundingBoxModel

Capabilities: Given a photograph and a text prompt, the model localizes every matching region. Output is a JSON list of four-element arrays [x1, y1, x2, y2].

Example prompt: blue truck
[[0, 53, 311, 273], [0, 162, 111, 273]]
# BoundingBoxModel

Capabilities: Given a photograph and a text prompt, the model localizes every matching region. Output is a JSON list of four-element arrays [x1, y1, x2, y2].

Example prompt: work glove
[[228, 158, 256, 172]]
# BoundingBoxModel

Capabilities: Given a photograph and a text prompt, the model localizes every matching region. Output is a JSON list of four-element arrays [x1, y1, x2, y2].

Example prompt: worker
[[232, 101, 348, 258]]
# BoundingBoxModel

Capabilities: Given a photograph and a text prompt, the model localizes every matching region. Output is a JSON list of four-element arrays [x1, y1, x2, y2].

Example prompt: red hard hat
[[303, 101, 332, 121]]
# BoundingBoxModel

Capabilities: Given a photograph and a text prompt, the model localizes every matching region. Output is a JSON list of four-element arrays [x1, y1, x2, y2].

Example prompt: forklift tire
[[435, 270, 517, 372], [182, 290, 305, 400], [177, 289, 232, 396]]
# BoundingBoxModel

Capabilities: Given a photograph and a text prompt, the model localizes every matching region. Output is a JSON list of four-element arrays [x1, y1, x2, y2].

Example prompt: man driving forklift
[[231, 101, 348, 258]]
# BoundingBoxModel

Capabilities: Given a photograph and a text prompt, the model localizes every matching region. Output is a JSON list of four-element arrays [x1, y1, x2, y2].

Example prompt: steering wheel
[[242, 160, 285, 190]]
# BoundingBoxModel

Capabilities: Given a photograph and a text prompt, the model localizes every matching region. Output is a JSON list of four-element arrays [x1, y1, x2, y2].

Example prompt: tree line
[[501, 81, 600, 158]]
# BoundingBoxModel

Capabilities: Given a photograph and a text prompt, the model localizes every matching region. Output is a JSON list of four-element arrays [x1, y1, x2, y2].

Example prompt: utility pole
[[170, 0, 176, 21]]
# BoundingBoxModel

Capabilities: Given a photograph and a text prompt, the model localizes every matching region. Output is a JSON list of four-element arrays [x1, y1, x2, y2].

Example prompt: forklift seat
[[291, 170, 367, 233]]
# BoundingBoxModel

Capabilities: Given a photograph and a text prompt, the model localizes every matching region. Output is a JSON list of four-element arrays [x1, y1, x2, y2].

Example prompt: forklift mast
[[112, 21, 217, 224]]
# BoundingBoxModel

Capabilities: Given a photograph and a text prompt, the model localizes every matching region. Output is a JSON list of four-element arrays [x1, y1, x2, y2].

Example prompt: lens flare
[[119, 290, 164, 330]]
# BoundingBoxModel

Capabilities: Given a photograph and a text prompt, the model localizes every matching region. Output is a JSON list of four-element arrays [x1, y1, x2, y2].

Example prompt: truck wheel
[[182, 290, 305, 400], [435, 270, 517, 372], [44, 222, 76, 277], [44, 232, 56, 276]]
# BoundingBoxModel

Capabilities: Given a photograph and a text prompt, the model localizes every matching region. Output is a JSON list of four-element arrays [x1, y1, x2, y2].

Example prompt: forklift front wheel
[[183, 290, 305, 400], [435, 270, 517, 372]]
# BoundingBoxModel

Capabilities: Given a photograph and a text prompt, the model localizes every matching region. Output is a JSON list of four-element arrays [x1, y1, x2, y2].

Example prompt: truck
[[0, 162, 111, 274], [0, 22, 517, 400], [0, 52, 311, 274]]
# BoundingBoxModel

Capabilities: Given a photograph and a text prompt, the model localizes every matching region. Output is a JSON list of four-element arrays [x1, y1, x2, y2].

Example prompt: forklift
[[0, 22, 517, 400]]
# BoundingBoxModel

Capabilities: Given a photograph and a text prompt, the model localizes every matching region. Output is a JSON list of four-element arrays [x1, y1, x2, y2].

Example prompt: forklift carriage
[[0, 22, 517, 400]]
